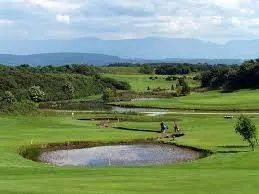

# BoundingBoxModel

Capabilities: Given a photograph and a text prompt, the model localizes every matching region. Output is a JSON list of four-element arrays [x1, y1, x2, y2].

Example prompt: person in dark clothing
[[160, 121, 168, 133]]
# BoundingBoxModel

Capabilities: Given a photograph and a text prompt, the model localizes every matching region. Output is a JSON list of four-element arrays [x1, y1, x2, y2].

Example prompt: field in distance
[[104, 74, 199, 92], [113, 89, 259, 111]]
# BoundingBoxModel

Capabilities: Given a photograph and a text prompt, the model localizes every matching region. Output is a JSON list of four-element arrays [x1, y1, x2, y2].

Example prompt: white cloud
[[3, 0, 259, 41], [232, 17, 241, 26], [0, 19, 14, 25], [210, 16, 223, 25], [12, 0, 82, 13], [209, 0, 250, 10], [56, 14, 70, 24]]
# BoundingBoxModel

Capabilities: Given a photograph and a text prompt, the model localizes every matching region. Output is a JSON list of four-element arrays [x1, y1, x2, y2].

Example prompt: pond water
[[130, 98, 165, 102], [39, 144, 201, 167], [111, 106, 168, 113], [40, 101, 168, 113]]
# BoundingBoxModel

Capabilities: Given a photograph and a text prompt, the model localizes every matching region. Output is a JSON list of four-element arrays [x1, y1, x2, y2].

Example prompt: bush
[[102, 88, 116, 102], [171, 91, 179, 97], [193, 75, 201, 80], [172, 76, 178, 81], [153, 87, 167, 92], [175, 77, 190, 96], [1, 91, 15, 104], [28, 86, 45, 102], [8, 100, 38, 112], [165, 76, 173, 81], [100, 77, 131, 90], [139, 66, 153, 74], [62, 82, 75, 100], [234, 115, 258, 151], [181, 79, 191, 95], [171, 84, 175, 91], [0, 91, 16, 112]]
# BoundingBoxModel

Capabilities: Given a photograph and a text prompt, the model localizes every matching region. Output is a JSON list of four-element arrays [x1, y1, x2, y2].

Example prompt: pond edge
[[18, 138, 213, 163]]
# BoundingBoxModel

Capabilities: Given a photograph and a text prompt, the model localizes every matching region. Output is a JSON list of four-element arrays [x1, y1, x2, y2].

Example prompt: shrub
[[193, 75, 201, 80], [28, 86, 45, 102], [0, 91, 16, 112], [172, 76, 178, 81], [175, 78, 190, 96], [171, 84, 175, 91], [171, 91, 179, 97], [181, 79, 191, 95], [102, 88, 116, 102], [234, 115, 258, 151], [63, 82, 75, 100], [100, 77, 131, 90], [1, 91, 15, 104], [139, 66, 153, 74], [8, 100, 38, 113], [165, 76, 173, 81]]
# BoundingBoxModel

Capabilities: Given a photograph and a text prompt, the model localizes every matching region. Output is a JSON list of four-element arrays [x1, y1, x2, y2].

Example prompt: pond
[[110, 106, 168, 113], [39, 144, 202, 167]]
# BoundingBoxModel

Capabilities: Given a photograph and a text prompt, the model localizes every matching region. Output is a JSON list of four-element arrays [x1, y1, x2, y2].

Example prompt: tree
[[102, 88, 115, 102], [28, 86, 45, 102], [171, 84, 174, 91], [1, 91, 15, 104], [181, 79, 191, 95], [234, 115, 258, 151], [175, 77, 190, 96], [63, 82, 75, 99], [0, 91, 16, 112], [139, 66, 154, 74], [175, 81, 182, 96]]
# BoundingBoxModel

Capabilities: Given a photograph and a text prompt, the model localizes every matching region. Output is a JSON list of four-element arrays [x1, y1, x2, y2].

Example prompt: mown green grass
[[99, 67, 142, 74], [105, 74, 199, 92], [114, 89, 259, 110], [0, 113, 259, 193]]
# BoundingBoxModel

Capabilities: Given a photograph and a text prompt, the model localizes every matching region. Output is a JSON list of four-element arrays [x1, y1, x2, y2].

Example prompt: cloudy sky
[[1, 0, 259, 42]]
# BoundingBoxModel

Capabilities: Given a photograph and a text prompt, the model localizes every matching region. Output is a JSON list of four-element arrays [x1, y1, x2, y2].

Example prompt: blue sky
[[1, 0, 259, 42]]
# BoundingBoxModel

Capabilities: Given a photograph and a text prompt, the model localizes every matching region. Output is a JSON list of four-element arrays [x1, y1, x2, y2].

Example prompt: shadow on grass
[[216, 150, 249, 154], [114, 127, 160, 133], [216, 145, 250, 153], [218, 145, 248, 149]]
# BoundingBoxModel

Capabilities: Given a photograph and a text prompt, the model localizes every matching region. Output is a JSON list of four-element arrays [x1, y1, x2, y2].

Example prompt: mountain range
[[0, 53, 243, 66], [1, 37, 258, 65]]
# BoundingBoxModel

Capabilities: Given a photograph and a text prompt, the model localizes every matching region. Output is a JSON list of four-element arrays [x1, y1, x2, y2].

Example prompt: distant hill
[[0, 37, 257, 60], [0, 53, 242, 66], [0, 53, 126, 66]]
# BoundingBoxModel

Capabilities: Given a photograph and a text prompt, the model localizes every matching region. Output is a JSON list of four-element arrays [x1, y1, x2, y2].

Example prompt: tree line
[[108, 62, 236, 75], [0, 64, 130, 112], [201, 59, 259, 90]]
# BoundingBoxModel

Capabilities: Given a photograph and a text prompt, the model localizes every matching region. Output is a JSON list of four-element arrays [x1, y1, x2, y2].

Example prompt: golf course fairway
[[0, 113, 259, 194], [113, 89, 259, 111]]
